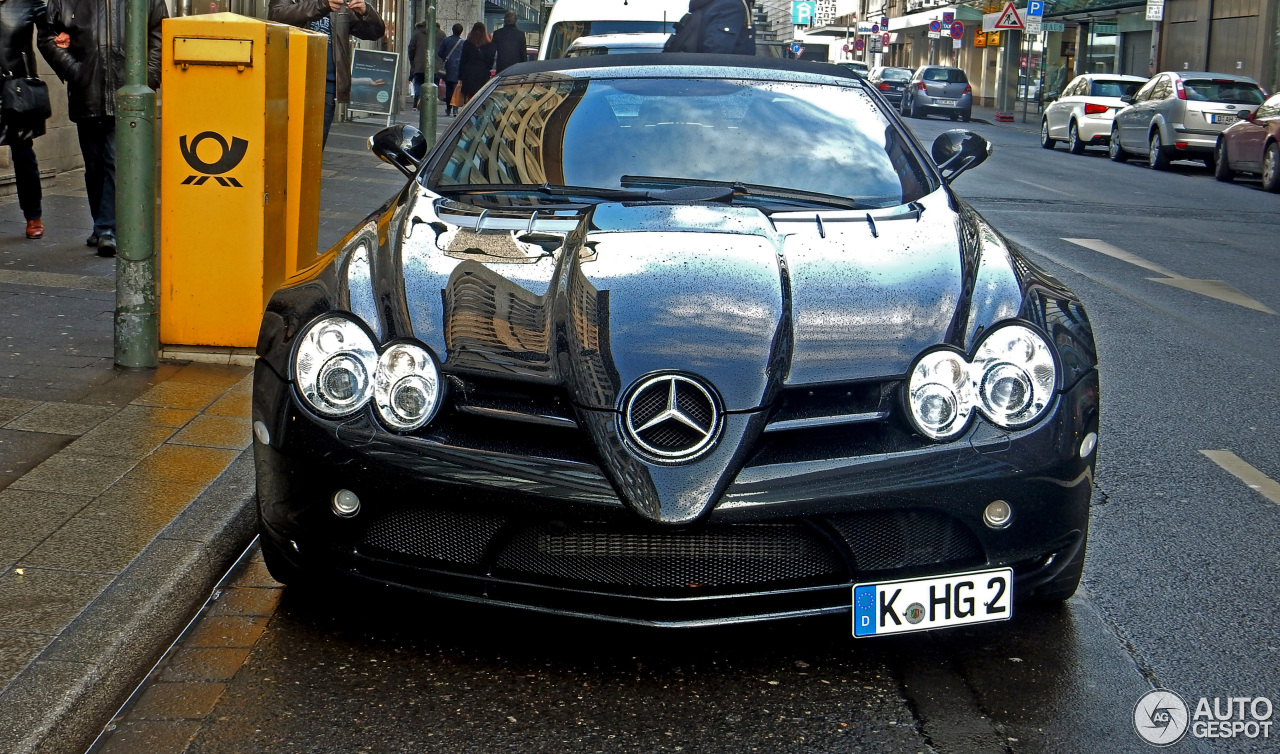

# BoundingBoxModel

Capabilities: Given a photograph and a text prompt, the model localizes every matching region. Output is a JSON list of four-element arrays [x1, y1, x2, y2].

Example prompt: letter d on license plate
[[853, 568, 1013, 637]]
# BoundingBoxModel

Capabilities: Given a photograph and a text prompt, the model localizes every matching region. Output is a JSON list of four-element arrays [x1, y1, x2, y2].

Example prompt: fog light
[[253, 420, 270, 445], [983, 500, 1012, 529], [1079, 431, 1097, 458], [332, 489, 361, 518]]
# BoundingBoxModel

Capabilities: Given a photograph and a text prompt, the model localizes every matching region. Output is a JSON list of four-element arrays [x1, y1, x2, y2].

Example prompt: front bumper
[[254, 361, 1097, 627]]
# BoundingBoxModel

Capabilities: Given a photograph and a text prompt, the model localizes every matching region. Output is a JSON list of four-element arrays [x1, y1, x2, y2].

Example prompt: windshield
[[547, 21, 675, 58], [881, 68, 912, 81], [1182, 79, 1266, 105], [1090, 80, 1142, 98], [432, 77, 933, 209]]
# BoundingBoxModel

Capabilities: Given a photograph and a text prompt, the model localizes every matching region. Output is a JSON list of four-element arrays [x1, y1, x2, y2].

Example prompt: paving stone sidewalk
[[0, 113, 444, 754]]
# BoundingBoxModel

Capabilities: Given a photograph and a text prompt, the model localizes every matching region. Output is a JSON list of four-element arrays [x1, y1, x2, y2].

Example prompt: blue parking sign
[[1027, 0, 1044, 16], [791, 0, 817, 24]]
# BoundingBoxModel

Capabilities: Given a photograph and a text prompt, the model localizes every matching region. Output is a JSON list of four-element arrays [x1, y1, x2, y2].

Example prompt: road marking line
[[1062, 238, 1183, 278], [1012, 178, 1073, 197], [0, 270, 113, 292], [1062, 238, 1276, 315], [1200, 450, 1280, 505]]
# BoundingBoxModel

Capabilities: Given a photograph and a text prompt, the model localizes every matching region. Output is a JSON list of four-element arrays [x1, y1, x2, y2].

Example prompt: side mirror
[[1120, 94, 1134, 104], [1242, 110, 1255, 122], [369, 124, 427, 178], [931, 129, 991, 183]]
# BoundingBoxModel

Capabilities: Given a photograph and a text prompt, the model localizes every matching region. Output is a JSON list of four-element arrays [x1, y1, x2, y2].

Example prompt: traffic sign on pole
[[1145, 0, 1164, 20], [882, 32, 891, 45], [951, 21, 964, 39], [871, 23, 880, 33], [881, 16, 888, 27], [942, 11, 955, 24], [854, 38, 865, 51], [993, 2, 1024, 29]]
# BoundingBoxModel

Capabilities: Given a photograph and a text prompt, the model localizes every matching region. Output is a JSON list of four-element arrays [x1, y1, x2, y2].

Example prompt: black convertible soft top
[[499, 53, 866, 81]]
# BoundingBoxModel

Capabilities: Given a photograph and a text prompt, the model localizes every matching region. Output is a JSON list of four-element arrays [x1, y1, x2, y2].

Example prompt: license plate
[[1213, 114, 1236, 125], [853, 567, 1013, 637], [933, 98, 957, 106]]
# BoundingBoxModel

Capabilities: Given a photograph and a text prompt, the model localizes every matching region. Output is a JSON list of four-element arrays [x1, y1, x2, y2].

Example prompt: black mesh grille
[[640, 423, 703, 452], [358, 508, 507, 565], [676, 391, 712, 425], [630, 389, 666, 424], [494, 522, 845, 589], [824, 510, 983, 572]]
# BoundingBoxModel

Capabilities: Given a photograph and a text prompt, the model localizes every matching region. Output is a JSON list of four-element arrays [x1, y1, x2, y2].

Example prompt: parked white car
[[1041, 74, 1148, 154]]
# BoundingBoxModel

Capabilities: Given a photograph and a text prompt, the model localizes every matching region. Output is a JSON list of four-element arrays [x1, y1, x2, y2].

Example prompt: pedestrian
[[457, 22, 493, 106], [407, 20, 428, 109], [38, 0, 166, 256], [1, 0, 50, 240], [269, 0, 385, 148], [490, 11, 524, 74], [690, 0, 755, 55], [437, 22, 464, 116]]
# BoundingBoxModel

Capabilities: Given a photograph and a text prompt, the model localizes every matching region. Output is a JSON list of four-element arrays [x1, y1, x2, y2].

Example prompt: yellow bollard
[[160, 13, 323, 348]]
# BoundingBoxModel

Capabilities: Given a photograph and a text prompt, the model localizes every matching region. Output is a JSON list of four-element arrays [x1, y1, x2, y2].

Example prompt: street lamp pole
[[420, 3, 438, 147], [115, 0, 158, 367]]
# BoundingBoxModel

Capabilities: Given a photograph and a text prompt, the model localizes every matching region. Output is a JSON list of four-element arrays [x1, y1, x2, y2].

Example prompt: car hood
[[325, 185, 1036, 524]]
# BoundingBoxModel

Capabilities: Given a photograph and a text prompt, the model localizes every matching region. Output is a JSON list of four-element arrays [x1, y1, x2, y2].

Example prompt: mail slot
[[172, 37, 253, 67]]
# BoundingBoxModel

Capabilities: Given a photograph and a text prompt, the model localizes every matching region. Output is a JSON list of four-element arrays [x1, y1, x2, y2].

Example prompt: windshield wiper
[[619, 175, 875, 210], [436, 183, 652, 200]]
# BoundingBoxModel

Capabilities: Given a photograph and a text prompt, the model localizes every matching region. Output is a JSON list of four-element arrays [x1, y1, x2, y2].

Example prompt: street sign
[[789, 42, 802, 53], [842, 43, 851, 52], [986, 31, 1001, 46], [1042, 21, 1064, 31], [871, 23, 880, 33], [951, 21, 964, 39], [870, 37, 883, 52], [953, 38, 962, 48], [974, 32, 986, 47], [791, 0, 816, 25], [1146, 0, 1164, 20], [942, 11, 954, 24], [854, 38, 865, 51], [881, 16, 888, 27], [882, 32, 891, 45], [928, 19, 941, 39], [1026, 0, 1043, 16], [994, 2, 1024, 29]]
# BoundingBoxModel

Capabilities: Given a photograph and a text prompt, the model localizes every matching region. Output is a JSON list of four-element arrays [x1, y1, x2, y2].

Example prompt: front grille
[[494, 522, 845, 590], [359, 507, 506, 566], [824, 510, 983, 571]]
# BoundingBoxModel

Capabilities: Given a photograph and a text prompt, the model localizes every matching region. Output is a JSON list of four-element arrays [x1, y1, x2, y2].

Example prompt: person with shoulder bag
[[437, 23, 464, 116], [0, 0, 53, 240], [38, 0, 167, 256]]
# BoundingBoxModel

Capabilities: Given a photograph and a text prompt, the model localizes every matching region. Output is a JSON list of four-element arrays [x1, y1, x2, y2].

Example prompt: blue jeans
[[323, 78, 336, 148], [76, 117, 115, 235]]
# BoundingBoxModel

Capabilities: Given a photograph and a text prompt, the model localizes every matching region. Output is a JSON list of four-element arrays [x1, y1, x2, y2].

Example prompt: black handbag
[[0, 49, 51, 126]]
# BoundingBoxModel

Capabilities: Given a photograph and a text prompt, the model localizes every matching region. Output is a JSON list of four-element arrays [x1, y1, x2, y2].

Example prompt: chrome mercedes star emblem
[[621, 374, 723, 463]]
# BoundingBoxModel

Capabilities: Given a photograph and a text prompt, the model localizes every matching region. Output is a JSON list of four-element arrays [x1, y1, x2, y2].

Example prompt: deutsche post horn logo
[[179, 131, 248, 187]]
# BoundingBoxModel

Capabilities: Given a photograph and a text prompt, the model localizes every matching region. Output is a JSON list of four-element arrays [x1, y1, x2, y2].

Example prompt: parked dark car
[[867, 65, 913, 105], [1214, 92, 1280, 191], [901, 65, 973, 121], [252, 55, 1098, 633]]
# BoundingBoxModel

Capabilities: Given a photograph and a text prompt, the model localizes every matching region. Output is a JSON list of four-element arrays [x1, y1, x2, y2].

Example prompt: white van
[[538, 0, 690, 60]]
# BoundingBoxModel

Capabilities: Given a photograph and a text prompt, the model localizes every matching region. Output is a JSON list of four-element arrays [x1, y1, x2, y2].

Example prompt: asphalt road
[[89, 113, 1280, 754]]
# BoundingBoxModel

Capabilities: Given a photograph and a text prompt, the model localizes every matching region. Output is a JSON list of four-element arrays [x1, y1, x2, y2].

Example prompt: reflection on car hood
[[337, 186, 1032, 524]]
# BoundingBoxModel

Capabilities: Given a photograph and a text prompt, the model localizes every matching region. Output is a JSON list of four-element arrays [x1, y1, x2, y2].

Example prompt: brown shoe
[[25, 219, 43, 239]]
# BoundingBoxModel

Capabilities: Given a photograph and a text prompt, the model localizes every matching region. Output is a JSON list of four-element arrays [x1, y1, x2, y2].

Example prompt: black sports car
[[252, 55, 1099, 632]]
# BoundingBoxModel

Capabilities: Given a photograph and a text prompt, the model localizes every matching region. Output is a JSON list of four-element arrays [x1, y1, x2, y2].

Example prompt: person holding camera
[[269, 0, 384, 147]]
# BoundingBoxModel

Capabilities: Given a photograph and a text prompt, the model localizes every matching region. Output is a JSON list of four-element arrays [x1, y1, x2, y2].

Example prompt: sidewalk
[[0, 113, 447, 754], [969, 103, 1042, 135]]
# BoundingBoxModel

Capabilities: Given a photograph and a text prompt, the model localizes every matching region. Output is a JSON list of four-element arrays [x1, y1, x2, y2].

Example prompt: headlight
[[295, 316, 378, 417], [971, 324, 1056, 428], [374, 342, 442, 431], [906, 323, 1058, 440]]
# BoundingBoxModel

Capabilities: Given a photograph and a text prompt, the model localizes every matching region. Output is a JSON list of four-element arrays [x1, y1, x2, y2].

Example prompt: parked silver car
[[901, 66, 973, 121], [1041, 74, 1147, 154], [1109, 71, 1268, 170]]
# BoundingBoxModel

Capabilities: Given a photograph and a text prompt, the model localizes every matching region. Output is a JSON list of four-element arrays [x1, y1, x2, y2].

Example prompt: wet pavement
[[85, 110, 1280, 753]]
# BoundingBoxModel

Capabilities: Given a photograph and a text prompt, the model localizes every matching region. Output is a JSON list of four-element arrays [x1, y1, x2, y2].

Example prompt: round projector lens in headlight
[[294, 316, 378, 417], [972, 324, 1057, 429], [906, 350, 973, 440], [374, 343, 441, 431]]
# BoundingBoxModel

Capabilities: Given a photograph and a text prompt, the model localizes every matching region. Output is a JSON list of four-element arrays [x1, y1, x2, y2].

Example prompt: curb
[[0, 451, 257, 754]]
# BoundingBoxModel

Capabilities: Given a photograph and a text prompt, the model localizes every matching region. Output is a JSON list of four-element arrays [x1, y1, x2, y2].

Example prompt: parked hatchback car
[[254, 54, 1097, 632], [901, 66, 972, 121], [868, 65, 913, 105], [1109, 71, 1267, 170], [1041, 74, 1147, 154], [1214, 93, 1280, 192], [564, 32, 668, 57]]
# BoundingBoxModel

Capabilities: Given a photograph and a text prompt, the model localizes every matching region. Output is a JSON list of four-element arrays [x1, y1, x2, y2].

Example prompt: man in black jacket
[[693, 0, 754, 55], [490, 11, 524, 74], [39, 0, 167, 256]]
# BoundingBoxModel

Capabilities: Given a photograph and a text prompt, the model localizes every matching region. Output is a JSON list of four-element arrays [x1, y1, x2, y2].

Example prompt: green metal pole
[[420, 4, 438, 148], [115, 0, 158, 367]]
